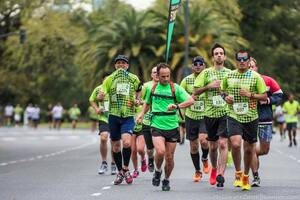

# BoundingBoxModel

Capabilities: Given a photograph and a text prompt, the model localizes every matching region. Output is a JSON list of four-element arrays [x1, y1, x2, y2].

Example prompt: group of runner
[[89, 44, 299, 192]]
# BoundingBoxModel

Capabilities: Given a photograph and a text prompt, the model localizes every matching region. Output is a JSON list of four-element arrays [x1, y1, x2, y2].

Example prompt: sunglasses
[[236, 56, 249, 62], [193, 61, 204, 66]]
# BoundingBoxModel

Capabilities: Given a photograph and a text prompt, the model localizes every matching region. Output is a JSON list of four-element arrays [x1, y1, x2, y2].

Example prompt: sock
[[201, 147, 209, 160], [253, 171, 259, 178], [112, 151, 123, 171], [122, 147, 131, 167], [190, 152, 200, 171], [148, 157, 154, 163], [102, 160, 107, 165]]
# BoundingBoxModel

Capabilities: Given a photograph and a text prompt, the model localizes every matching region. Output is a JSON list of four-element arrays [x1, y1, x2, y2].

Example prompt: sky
[[123, 0, 155, 10]]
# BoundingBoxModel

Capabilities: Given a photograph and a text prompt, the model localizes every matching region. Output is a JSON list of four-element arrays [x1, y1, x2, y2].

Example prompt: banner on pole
[[165, 0, 181, 63]]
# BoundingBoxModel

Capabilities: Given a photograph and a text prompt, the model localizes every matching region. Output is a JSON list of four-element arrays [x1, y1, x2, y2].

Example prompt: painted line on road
[[102, 186, 111, 190], [0, 138, 97, 168], [274, 149, 300, 164], [90, 193, 102, 196]]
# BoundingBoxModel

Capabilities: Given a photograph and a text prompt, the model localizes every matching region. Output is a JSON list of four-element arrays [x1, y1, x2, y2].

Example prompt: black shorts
[[185, 116, 207, 141], [204, 116, 227, 141], [54, 118, 62, 122], [98, 121, 110, 135], [142, 124, 154, 149], [151, 127, 179, 143], [286, 122, 297, 131], [32, 119, 40, 124], [227, 117, 258, 144]]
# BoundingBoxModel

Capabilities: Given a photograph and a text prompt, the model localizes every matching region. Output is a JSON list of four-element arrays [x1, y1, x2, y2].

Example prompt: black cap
[[114, 55, 129, 64], [192, 56, 205, 64]]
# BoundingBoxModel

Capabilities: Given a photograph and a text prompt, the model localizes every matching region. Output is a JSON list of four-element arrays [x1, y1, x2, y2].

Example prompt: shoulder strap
[[170, 81, 176, 103], [150, 82, 158, 106]]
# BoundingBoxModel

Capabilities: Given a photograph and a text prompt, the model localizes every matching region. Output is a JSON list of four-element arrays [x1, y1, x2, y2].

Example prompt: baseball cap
[[114, 55, 129, 64], [192, 56, 205, 65]]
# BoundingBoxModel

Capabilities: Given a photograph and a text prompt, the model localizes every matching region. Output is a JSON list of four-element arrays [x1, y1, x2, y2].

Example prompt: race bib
[[116, 83, 130, 95], [212, 96, 226, 107], [191, 101, 205, 112], [103, 101, 109, 111], [233, 103, 249, 115]]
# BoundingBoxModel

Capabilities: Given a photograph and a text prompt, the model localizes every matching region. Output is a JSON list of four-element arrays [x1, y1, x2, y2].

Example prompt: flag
[[165, 0, 181, 63]]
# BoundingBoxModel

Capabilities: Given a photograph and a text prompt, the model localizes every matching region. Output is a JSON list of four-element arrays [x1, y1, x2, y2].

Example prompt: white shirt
[[32, 107, 41, 120], [5, 105, 14, 117], [52, 105, 64, 119], [275, 105, 285, 122], [25, 106, 35, 119]]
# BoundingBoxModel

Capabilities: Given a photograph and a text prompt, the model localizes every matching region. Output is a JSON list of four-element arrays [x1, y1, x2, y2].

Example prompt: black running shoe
[[152, 170, 162, 186], [162, 179, 170, 191], [148, 159, 154, 173], [252, 175, 261, 187], [216, 174, 225, 189], [293, 139, 297, 146], [289, 142, 293, 147]]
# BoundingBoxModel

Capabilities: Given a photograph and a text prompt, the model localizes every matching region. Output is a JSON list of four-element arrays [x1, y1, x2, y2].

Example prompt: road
[[0, 127, 299, 200]]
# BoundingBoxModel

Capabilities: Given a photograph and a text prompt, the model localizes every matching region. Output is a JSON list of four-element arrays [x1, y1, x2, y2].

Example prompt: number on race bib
[[191, 101, 205, 112], [233, 103, 249, 115], [103, 101, 109, 111], [212, 96, 226, 107], [116, 83, 130, 95]]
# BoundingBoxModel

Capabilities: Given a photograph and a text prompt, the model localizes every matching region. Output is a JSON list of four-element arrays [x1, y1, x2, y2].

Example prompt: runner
[[89, 72, 116, 175], [180, 56, 210, 182], [24, 103, 34, 127], [275, 101, 286, 141], [249, 57, 283, 187], [131, 104, 147, 178], [136, 63, 194, 191], [68, 104, 81, 130], [283, 93, 300, 147], [52, 102, 64, 130], [194, 44, 231, 188], [140, 66, 159, 173], [47, 104, 53, 129], [98, 54, 142, 185], [4, 103, 14, 127], [14, 104, 23, 127], [221, 49, 267, 191], [32, 104, 41, 129]]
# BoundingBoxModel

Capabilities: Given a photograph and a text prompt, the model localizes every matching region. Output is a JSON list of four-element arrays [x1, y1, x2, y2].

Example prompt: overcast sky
[[123, 0, 155, 10]]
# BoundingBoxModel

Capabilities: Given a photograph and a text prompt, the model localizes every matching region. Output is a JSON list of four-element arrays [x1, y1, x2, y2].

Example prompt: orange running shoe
[[210, 168, 217, 185], [193, 171, 202, 182], [202, 159, 211, 174]]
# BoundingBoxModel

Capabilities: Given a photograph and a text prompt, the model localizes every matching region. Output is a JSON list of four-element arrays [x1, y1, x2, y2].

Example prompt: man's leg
[[152, 136, 165, 187], [142, 125, 154, 172], [136, 134, 147, 172]]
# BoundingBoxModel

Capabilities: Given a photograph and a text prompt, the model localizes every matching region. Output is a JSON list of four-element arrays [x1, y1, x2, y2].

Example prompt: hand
[[167, 104, 178, 111], [135, 98, 143, 106], [136, 113, 143, 124], [225, 95, 234, 104], [240, 89, 251, 98], [207, 80, 221, 89], [95, 108, 102, 114], [97, 92, 105, 101]]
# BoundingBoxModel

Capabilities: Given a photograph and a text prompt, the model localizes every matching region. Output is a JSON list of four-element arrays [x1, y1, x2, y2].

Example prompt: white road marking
[[90, 193, 102, 196], [2, 137, 16, 141], [102, 186, 111, 190]]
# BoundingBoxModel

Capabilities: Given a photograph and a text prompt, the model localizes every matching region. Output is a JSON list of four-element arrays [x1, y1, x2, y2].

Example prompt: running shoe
[[141, 158, 147, 172], [193, 171, 202, 182], [293, 139, 297, 146], [98, 162, 108, 174], [289, 142, 292, 147], [202, 159, 211, 174], [148, 158, 154, 173], [162, 179, 171, 191], [132, 170, 139, 178], [233, 171, 243, 187], [209, 168, 217, 185], [124, 170, 133, 184], [152, 170, 162, 186], [227, 151, 233, 167], [252, 174, 261, 187], [113, 172, 124, 185], [111, 163, 117, 175], [216, 174, 225, 189], [241, 174, 251, 191]]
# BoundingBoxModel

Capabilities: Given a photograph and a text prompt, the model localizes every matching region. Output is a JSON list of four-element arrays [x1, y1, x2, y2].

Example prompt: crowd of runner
[[89, 44, 300, 192]]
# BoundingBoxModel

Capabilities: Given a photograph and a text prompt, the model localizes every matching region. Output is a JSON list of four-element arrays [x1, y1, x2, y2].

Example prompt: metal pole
[[184, 0, 189, 69]]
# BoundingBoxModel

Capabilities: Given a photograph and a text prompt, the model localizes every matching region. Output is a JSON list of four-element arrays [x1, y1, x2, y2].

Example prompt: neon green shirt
[[180, 73, 206, 120], [68, 107, 81, 120], [89, 85, 109, 123], [14, 106, 23, 115], [283, 100, 299, 123], [102, 68, 141, 118], [194, 67, 231, 118], [221, 69, 267, 123], [88, 106, 98, 120], [145, 82, 190, 130], [141, 81, 155, 126]]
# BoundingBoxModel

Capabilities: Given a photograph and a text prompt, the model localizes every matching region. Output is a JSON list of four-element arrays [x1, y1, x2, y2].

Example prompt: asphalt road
[[0, 127, 299, 200]]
